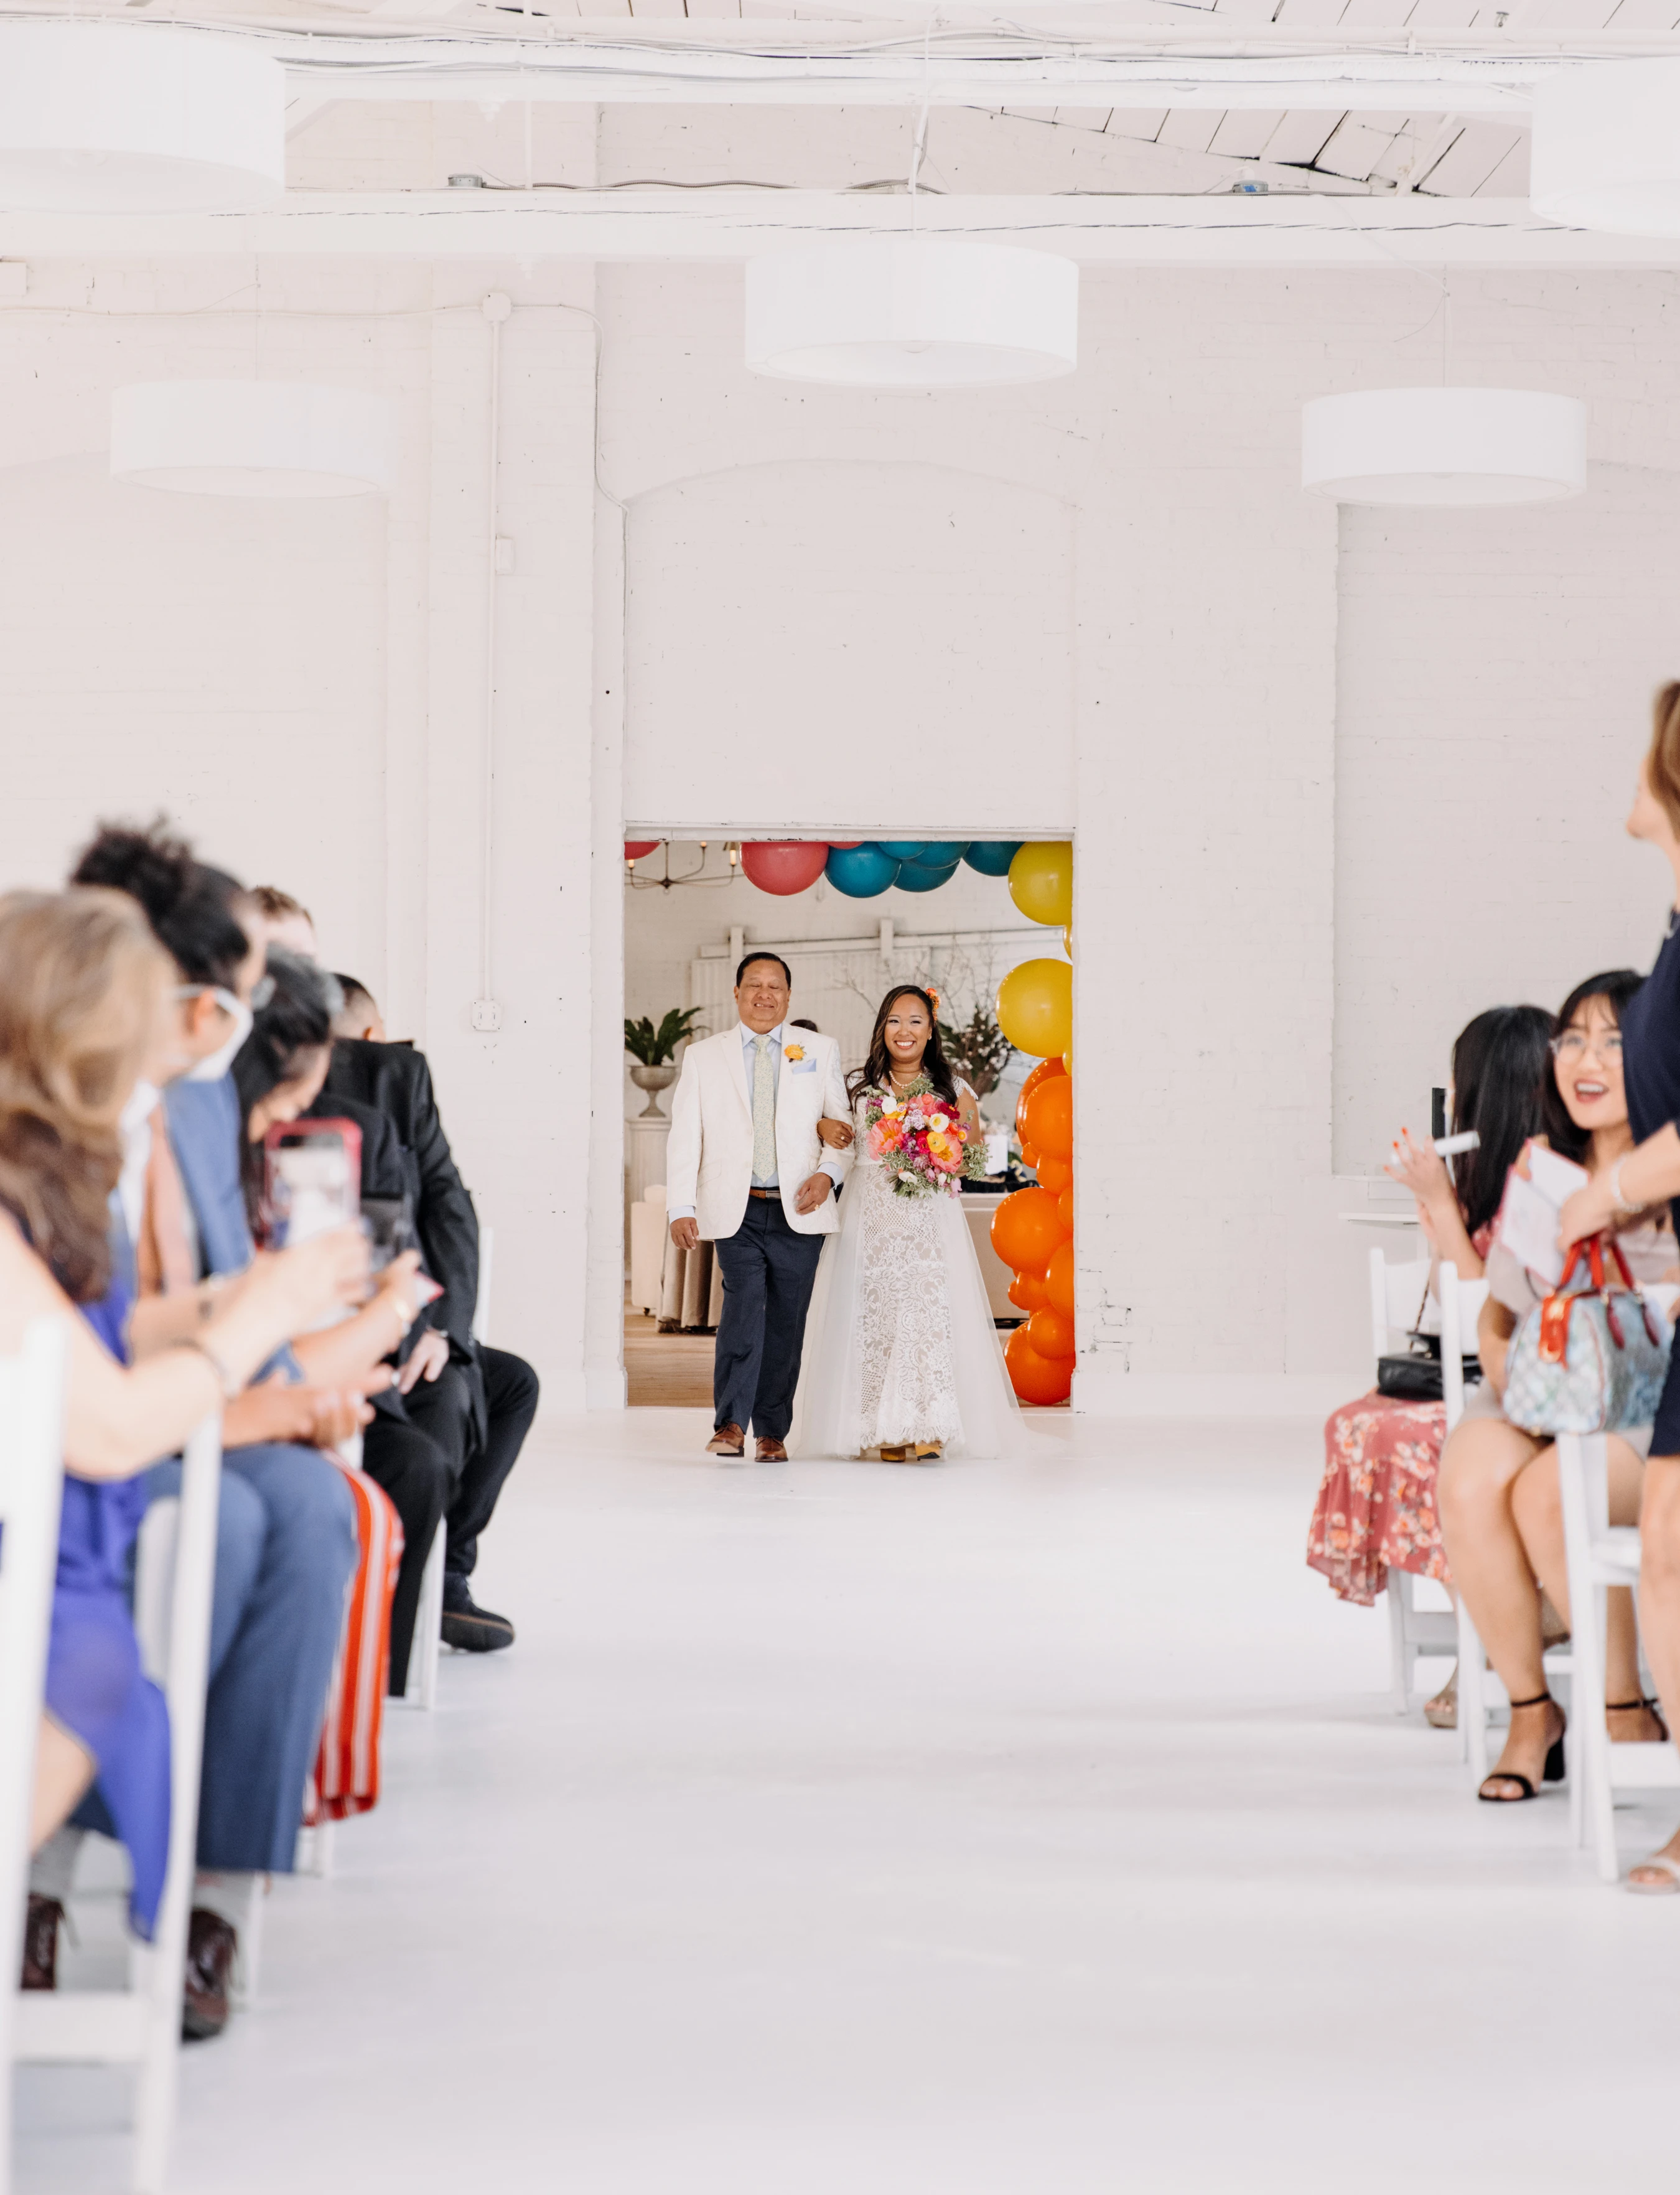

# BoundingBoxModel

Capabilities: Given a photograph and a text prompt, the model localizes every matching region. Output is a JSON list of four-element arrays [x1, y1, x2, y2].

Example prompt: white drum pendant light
[[0, 22, 283, 213], [1531, 59, 1680, 235], [111, 383, 398, 499], [1301, 388, 1585, 506], [745, 239, 1078, 388]]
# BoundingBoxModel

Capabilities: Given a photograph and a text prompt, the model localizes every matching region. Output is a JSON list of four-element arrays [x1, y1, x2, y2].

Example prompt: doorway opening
[[619, 832, 1072, 1409]]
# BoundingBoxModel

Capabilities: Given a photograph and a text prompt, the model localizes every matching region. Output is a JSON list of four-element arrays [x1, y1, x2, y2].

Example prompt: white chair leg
[[133, 1415, 222, 2194], [1458, 1597, 1490, 1784], [403, 1519, 447, 1711], [1557, 1433, 1620, 1880], [1386, 1570, 1412, 1713]]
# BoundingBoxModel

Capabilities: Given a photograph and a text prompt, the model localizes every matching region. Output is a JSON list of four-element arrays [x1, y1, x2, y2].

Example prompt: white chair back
[[0, 1317, 69, 2195], [14, 1412, 222, 2195], [1437, 1264, 1490, 1432], [1368, 1249, 1433, 1364]]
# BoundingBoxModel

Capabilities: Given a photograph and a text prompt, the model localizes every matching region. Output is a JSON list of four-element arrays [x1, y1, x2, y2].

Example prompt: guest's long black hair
[[1536, 968, 1645, 1167], [847, 985, 959, 1111], [1448, 1004, 1556, 1237], [231, 949, 342, 1226]]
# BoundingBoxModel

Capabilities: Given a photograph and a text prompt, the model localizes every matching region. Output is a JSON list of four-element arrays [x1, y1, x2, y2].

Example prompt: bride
[[793, 984, 1021, 1462]]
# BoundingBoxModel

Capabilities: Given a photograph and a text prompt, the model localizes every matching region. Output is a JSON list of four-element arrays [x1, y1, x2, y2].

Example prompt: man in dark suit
[[312, 979, 539, 1672]]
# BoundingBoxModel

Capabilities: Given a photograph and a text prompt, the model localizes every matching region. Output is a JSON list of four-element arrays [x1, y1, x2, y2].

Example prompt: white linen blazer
[[663, 1025, 852, 1241]]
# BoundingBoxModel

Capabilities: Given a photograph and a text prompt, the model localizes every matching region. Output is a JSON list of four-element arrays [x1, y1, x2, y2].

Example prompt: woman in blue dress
[[0, 888, 368, 1938]]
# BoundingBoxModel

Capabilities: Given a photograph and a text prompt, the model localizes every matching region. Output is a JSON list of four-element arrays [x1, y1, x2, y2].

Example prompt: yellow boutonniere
[[783, 1043, 805, 1063]]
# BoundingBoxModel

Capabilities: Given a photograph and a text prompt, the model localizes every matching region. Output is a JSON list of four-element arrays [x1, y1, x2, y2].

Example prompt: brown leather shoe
[[182, 1908, 236, 2041], [706, 1423, 745, 1456], [755, 1437, 788, 1461], [21, 1894, 62, 1990]]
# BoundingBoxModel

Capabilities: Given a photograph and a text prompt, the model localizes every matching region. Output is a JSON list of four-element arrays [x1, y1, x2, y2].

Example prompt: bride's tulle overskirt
[[791, 1166, 1022, 1460]]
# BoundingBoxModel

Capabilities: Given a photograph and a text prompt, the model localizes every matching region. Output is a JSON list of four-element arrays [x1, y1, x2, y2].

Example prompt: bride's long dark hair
[[847, 985, 959, 1111]]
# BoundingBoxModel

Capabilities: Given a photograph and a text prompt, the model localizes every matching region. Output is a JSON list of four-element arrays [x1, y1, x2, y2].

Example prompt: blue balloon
[[875, 841, 929, 861], [962, 841, 1022, 876], [895, 860, 959, 894], [913, 841, 971, 867], [826, 843, 901, 898]]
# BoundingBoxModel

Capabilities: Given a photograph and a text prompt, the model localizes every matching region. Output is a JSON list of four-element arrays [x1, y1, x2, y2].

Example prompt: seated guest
[[332, 974, 386, 1045], [245, 885, 317, 959], [58, 827, 382, 2031], [1307, 1004, 1554, 1723], [0, 890, 366, 1960], [235, 953, 458, 1690], [1439, 972, 1676, 1802], [319, 976, 538, 1669]]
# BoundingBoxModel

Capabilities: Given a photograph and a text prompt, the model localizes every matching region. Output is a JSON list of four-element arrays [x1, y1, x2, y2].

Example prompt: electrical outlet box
[[470, 999, 503, 1033]]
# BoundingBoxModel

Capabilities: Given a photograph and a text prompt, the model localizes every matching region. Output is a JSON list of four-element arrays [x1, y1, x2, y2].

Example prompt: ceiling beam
[[0, 191, 1672, 266]]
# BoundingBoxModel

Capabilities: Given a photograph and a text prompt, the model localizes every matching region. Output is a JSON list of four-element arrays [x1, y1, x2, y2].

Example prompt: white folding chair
[[0, 1318, 70, 2195], [1558, 1427, 1680, 1881], [1445, 1265, 1575, 1789], [1367, 1248, 1458, 1712], [401, 1224, 495, 1712], [14, 1413, 222, 2194]]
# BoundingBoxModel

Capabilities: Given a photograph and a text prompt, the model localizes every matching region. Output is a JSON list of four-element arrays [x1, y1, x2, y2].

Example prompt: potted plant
[[624, 1007, 706, 1116]]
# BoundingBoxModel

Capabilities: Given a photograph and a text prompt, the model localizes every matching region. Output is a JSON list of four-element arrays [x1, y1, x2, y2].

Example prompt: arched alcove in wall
[[622, 460, 1076, 834]]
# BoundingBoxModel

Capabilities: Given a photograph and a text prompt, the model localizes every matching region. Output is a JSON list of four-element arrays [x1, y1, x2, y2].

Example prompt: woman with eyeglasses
[[1439, 969, 1676, 1805]]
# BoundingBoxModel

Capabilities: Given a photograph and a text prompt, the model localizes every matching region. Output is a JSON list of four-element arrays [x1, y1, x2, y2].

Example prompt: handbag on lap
[[306, 1456, 403, 1825], [1502, 1233, 1671, 1437]]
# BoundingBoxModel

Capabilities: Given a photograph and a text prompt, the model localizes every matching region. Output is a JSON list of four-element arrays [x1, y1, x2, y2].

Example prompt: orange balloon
[[1057, 1185, 1075, 1231], [1019, 1142, 1040, 1170], [1035, 1156, 1071, 1194], [991, 1186, 1067, 1274], [1028, 1305, 1076, 1361], [1008, 1268, 1048, 1312], [1015, 1056, 1066, 1137], [1022, 1075, 1073, 1165], [1006, 1326, 1073, 1405], [1045, 1237, 1075, 1319]]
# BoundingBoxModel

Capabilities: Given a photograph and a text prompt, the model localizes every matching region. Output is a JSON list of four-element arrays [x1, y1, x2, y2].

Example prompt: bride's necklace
[[888, 1064, 925, 1093]]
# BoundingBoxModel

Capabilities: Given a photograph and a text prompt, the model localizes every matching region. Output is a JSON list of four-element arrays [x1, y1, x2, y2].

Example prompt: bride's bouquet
[[863, 1077, 989, 1200]]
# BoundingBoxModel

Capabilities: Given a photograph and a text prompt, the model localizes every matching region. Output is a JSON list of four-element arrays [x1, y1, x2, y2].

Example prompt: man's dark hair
[[70, 818, 250, 992], [736, 952, 792, 989], [790, 1017, 818, 1032], [333, 972, 380, 1033]]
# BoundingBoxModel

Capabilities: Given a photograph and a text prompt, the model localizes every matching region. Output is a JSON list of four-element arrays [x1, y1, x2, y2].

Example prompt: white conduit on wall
[[475, 291, 511, 1035]]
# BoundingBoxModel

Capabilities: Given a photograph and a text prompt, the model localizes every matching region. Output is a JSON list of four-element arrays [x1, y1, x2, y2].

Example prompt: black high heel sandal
[[1607, 1695, 1671, 1743], [1477, 1690, 1567, 1802]]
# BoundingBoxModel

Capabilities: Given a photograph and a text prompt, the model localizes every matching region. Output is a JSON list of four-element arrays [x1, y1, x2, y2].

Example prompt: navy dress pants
[[138, 1442, 358, 1874], [711, 1195, 825, 1442]]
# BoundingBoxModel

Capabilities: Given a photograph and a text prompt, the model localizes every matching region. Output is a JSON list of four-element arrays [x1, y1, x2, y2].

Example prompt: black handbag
[[1375, 1268, 1480, 1402]]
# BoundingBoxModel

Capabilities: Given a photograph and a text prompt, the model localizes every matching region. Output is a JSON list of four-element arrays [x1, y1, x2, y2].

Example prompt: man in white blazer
[[666, 952, 852, 1459]]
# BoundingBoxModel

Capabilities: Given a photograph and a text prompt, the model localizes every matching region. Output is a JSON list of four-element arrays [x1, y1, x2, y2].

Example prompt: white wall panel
[[623, 460, 1075, 834]]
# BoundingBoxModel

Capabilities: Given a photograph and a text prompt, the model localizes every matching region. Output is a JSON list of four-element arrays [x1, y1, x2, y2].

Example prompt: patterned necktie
[[751, 1033, 778, 1183]]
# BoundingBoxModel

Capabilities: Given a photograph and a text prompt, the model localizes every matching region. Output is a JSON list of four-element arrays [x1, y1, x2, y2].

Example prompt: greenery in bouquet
[[623, 1006, 706, 1065], [862, 1075, 991, 1200]]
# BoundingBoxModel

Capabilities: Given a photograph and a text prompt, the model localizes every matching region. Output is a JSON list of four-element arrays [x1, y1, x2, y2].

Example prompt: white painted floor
[[19, 1409, 1680, 2195]]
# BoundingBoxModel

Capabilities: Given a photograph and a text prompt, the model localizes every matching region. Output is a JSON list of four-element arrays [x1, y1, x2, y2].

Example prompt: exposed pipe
[[473, 289, 511, 1037]]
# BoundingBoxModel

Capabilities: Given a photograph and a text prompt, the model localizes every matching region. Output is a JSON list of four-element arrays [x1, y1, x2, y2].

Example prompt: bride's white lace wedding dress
[[791, 1081, 1022, 1459]]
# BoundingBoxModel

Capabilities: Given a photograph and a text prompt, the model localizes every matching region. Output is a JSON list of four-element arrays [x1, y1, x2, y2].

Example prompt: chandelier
[[625, 842, 742, 892]]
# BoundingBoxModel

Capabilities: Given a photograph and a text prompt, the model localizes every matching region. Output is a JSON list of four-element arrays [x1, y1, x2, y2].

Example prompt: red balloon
[[1022, 1075, 1072, 1165], [1015, 1055, 1067, 1137], [624, 840, 659, 860], [740, 841, 829, 895], [991, 1186, 1067, 1274], [1006, 1326, 1073, 1405], [1028, 1306, 1076, 1361], [1045, 1238, 1075, 1319], [1008, 1267, 1048, 1313], [828, 841, 862, 849], [1057, 1185, 1075, 1232], [1035, 1157, 1071, 1195]]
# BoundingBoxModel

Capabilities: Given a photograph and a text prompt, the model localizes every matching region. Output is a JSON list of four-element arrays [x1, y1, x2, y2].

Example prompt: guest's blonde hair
[[1646, 682, 1680, 837], [0, 888, 169, 1301]]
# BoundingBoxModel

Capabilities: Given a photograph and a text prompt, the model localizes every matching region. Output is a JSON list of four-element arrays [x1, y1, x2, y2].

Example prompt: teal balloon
[[826, 843, 900, 898], [962, 841, 1022, 876], [913, 841, 970, 866], [876, 841, 928, 861], [895, 860, 959, 894]]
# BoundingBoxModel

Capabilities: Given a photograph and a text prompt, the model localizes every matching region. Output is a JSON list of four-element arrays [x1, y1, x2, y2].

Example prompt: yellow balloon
[[1009, 841, 1073, 928], [1062, 1045, 1073, 1074], [997, 958, 1073, 1059], [1062, 924, 1073, 960]]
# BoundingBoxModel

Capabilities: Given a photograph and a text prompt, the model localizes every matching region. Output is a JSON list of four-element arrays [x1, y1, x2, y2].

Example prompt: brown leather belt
[[747, 1186, 778, 1200]]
